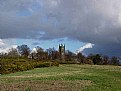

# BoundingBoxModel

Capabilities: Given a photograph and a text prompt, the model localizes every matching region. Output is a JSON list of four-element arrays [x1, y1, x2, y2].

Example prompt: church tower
[[59, 44, 65, 60]]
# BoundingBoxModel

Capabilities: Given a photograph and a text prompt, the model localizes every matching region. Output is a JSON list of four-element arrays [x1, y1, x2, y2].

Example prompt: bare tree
[[77, 52, 85, 64], [102, 55, 109, 65], [36, 46, 44, 60], [17, 44, 30, 58], [111, 56, 119, 65], [7, 48, 19, 58], [46, 48, 57, 60]]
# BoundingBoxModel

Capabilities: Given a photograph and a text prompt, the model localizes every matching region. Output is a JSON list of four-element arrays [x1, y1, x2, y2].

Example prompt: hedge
[[0, 59, 59, 74]]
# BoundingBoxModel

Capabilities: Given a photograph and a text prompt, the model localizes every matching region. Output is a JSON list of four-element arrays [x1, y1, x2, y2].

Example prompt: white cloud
[[0, 45, 17, 53], [0, 39, 17, 53], [11, 45, 17, 49], [0, 39, 5, 46], [76, 43, 94, 54], [31, 48, 37, 53]]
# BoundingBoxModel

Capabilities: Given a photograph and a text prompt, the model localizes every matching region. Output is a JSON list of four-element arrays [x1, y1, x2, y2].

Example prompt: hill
[[0, 64, 121, 91]]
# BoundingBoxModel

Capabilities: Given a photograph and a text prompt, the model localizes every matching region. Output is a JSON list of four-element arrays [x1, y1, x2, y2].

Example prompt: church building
[[59, 44, 65, 60]]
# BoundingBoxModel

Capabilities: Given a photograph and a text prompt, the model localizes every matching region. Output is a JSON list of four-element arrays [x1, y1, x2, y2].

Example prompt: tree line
[[0, 44, 120, 65]]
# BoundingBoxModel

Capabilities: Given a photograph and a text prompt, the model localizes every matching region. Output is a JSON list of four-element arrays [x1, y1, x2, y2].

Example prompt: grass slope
[[0, 64, 121, 91]]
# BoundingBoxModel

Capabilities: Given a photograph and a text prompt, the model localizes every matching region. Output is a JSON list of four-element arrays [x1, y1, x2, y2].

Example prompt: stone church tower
[[59, 44, 65, 60]]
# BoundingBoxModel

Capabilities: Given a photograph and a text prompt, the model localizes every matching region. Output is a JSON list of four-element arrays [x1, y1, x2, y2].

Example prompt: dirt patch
[[0, 80, 92, 91]]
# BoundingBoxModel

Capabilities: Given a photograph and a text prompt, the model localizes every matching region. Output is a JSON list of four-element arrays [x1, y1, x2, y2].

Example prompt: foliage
[[111, 56, 119, 65], [84, 58, 93, 64], [35, 46, 47, 60], [25, 87, 31, 91], [88, 54, 102, 65], [46, 48, 59, 60], [51, 61, 59, 67], [102, 55, 109, 65], [1, 61, 34, 74], [93, 54, 102, 64], [0, 58, 59, 74], [77, 52, 85, 64], [34, 62, 51, 68], [7, 48, 19, 58], [0, 44, 121, 75], [17, 44, 30, 58]]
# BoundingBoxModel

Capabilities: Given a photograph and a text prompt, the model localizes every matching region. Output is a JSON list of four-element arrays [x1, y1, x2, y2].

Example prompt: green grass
[[0, 64, 121, 91]]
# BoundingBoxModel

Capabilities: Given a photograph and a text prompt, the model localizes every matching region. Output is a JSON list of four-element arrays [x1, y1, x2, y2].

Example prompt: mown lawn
[[0, 64, 121, 91]]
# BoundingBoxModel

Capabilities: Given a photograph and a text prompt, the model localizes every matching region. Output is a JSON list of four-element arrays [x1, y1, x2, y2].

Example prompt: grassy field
[[0, 64, 121, 91]]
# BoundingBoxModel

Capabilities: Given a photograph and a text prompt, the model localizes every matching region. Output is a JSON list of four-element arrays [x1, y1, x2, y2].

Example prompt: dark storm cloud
[[32, 42, 40, 46], [0, 0, 121, 56]]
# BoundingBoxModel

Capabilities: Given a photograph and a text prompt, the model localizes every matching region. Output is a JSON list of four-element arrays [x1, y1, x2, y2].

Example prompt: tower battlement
[[59, 44, 65, 60]]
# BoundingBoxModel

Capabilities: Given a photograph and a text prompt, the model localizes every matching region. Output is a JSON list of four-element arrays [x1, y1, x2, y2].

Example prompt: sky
[[0, 0, 121, 56]]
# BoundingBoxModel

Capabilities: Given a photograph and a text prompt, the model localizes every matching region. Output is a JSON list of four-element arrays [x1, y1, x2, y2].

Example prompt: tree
[[7, 48, 19, 58], [65, 50, 74, 61], [88, 54, 94, 60], [88, 54, 102, 65], [111, 56, 119, 65], [46, 48, 56, 60], [77, 52, 85, 63], [66, 50, 73, 56], [35, 46, 46, 60], [94, 54, 102, 64], [17, 44, 30, 58], [102, 55, 109, 65], [36, 46, 43, 53]]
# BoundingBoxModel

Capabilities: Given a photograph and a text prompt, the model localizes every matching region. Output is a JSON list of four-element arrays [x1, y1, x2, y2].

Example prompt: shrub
[[0, 59, 60, 74], [85, 59, 93, 64], [34, 62, 51, 68], [51, 61, 59, 67], [1, 61, 33, 74]]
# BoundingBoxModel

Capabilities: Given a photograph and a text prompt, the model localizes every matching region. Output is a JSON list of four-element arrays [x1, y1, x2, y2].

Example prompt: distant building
[[59, 44, 65, 60]]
